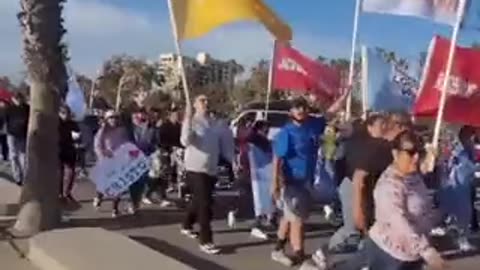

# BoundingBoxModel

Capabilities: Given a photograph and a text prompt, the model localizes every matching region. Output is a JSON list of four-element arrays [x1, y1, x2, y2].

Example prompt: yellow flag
[[170, 0, 292, 41]]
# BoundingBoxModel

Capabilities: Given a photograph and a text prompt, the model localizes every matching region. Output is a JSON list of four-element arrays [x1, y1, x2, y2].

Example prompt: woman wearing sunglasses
[[366, 130, 447, 270]]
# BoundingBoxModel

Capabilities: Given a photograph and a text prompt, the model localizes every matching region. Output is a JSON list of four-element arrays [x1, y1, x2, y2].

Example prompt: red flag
[[272, 42, 341, 99], [414, 36, 480, 127]]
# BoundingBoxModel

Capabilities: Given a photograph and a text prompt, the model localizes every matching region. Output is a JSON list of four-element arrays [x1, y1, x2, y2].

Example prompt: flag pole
[[167, 0, 191, 105], [88, 71, 99, 110], [432, 0, 468, 149], [265, 40, 277, 118], [115, 75, 125, 112], [345, 0, 362, 120], [360, 45, 368, 117]]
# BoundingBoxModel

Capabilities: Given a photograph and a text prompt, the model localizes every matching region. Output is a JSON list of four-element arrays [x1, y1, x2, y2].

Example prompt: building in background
[[156, 52, 244, 99]]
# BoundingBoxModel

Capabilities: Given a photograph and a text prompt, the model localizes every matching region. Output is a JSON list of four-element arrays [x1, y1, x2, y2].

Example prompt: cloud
[[0, 0, 350, 79]]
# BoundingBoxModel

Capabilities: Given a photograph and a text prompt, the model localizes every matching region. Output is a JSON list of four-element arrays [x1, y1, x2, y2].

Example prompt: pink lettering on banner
[[434, 72, 480, 98]]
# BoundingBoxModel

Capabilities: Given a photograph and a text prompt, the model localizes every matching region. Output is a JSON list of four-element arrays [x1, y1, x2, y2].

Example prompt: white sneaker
[[127, 206, 138, 215], [300, 259, 324, 270], [142, 197, 154, 205], [200, 243, 221, 255], [93, 197, 101, 210], [61, 215, 71, 223], [271, 250, 293, 267], [180, 228, 198, 239], [458, 237, 476, 252], [111, 210, 120, 218], [159, 200, 173, 208], [250, 228, 269, 240], [430, 227, 447, 237], [311, 249, 328, 269], [324, 205, 334, 221], [227, 211, 236, 228]]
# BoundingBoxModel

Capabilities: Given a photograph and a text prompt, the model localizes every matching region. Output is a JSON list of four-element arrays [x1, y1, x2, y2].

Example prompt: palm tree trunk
[[13, 0, 68, 236]]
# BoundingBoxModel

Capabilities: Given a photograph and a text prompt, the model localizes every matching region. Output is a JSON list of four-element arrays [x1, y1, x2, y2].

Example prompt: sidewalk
[[0, 240, 38, 270]]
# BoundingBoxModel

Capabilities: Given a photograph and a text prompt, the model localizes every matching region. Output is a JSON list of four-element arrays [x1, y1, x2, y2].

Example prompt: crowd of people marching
[[1, 90, 479, 270]]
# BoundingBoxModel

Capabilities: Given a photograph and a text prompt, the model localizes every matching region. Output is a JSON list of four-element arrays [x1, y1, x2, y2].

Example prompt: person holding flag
[[180, 95, 235, 255]]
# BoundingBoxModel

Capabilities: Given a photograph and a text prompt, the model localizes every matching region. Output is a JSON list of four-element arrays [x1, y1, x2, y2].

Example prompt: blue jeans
[[366, 238, 423, 270], [329, 178, 361, 250], [7, 136, 26, 184]]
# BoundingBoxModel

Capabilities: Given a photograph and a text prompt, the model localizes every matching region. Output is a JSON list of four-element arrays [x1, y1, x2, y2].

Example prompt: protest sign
[[90, 143, 150, 197]]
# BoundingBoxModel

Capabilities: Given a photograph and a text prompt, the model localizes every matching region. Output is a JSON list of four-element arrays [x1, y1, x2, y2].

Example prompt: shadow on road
[[67, 208, 186, 231], [0, 172, 15, 183], [131, 236, 229, 270]]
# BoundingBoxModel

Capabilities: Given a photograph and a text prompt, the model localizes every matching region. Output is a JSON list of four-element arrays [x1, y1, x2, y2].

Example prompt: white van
[[230, 109, 290, 140]]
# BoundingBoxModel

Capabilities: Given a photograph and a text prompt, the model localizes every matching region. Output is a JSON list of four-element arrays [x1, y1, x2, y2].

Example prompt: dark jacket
[[59, 119, 80, 162], [6, 104, 29, 139], [157, 120, 182, 150], [0, 107, 7, 133], [127, 121, 157, 156]]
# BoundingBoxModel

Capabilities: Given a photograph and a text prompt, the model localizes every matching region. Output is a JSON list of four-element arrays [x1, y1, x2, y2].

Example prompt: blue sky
[[114, 0, 480, 58], [0, 0, 479, 77]]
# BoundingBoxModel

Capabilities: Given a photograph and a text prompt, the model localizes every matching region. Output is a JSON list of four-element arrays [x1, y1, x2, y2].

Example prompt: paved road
[[53, 179, 480, 270], [1, 160, 479, 270]]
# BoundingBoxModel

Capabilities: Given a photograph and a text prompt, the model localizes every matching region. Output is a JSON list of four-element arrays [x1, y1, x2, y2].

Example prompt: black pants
[[145, 177, 167, 200], [182, 171, 216, 244], [0, 134, 8, 161]]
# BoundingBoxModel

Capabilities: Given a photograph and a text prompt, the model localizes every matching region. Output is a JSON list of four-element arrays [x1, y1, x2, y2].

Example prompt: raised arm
[[180, 107, 195, 147], [324, 87, 350, 121]]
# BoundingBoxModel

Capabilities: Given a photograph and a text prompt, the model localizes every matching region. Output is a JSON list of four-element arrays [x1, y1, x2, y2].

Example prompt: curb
[[0, 178, 20, 217], [29, 228, 194, 270]]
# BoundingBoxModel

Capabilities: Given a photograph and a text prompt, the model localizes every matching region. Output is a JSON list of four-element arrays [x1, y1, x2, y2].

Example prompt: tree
[[97, 55, 158, 109], [13, 0, 68, 236]]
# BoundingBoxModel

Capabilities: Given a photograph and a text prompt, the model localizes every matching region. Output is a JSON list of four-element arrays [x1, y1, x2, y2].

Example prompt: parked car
[[230, 100, 316, 140], [230, 109, 289, 140]]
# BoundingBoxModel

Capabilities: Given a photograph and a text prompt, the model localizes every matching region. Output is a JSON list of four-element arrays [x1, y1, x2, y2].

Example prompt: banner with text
[[272, 42, 341, 100], [414, 35, 480, 127], [90, 143, 150, 197]]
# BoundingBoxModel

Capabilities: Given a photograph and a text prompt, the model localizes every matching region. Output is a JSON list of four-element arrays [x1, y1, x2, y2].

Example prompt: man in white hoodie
[[180, 94, 235, 255]]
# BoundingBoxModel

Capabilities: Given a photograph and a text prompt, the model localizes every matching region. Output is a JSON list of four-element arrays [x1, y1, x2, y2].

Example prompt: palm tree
[[12, 0, 68, 236]]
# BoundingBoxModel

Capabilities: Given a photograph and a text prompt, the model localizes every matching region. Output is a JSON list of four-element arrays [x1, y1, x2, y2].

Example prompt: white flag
[[65, 69, 87, 121], [362, 0, 463, 25]]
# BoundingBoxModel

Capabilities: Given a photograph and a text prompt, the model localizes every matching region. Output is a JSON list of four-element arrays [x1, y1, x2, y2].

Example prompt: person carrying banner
[[93, 110, 134, 218], [126, 108, 157, 213], [180, 94, 235, 255]]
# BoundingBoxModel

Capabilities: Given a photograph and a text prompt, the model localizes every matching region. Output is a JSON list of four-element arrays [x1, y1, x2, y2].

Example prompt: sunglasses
[[398, 147, 421, 156]]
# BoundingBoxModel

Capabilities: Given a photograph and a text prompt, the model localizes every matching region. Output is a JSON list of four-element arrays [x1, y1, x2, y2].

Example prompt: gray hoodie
[[181, 114, 234, 176]]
